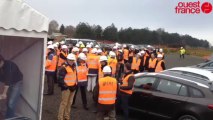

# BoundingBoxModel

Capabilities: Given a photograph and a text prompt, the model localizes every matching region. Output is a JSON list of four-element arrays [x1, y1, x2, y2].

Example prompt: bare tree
[[64, 25, 75, 38], [48, 20, 59, 35]]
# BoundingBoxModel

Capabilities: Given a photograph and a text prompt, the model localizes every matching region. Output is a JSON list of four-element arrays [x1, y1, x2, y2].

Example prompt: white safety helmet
[[130, 45, 135, 49], [110, 52, 116, 57], [181, 47, 183, 49], [55, 42, 59, 45], [118, 49, 123, 53], [72, 47, 79, 52], [95, 45, 100, 48], [76, 44, 80, 47], [82, 48, 88, 52], [97, 49, 103, 53], [137, 52, 142, 56], [67, 53, 76, 61], [62, 45, 68, 49], [159, 48, 163, 52], [157, 54, 163, 58], [123, 44, 127, 48], [78, 41, 83, 44], [99, 56, 108, 62], [103, 66, 112, 73], [140, 50, 145, 55], [47, 41, 53, 45], [47, 45, 54, 49], [113, 46, 117, 50], [78, 53, 87, 60], [53, 44, 58, 48], [91, 48, 97, 54], [86, 44, 92, 48], [147, 45, 151, 48], [60, 41, 65, 45]]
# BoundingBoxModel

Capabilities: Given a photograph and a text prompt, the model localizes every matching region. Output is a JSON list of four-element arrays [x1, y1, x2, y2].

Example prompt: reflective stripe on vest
[[120, 74, 134, 95], [155, 60, 164, 72], [149, 58, 157, 69], [64, 66, 77, 86], [87, 54, 99, 69], [98, 77, 117, 105]]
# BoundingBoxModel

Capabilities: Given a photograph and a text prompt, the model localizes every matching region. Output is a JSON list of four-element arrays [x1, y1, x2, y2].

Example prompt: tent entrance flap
[[0, 35, 45, 120]]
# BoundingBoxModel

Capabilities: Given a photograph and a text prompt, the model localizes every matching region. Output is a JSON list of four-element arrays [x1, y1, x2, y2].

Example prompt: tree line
[[48, 20, 210, 48]]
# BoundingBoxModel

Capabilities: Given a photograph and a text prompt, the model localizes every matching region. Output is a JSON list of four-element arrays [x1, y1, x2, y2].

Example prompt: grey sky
[[26, 0, 213, 44]]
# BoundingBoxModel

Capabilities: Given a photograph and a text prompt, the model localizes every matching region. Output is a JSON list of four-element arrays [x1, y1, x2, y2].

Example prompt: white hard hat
[[72, 47, 79, 52], [86, 42, 90, 45], [86, 44, 92, 48], [91, 48, 97, 54], [90, 42, 94, 45], [76, 44, 80, 47], [147, 45, 151, 48], [82, 48, 88, 52], [137, 53, 142, 56], [67, 53, 76, 61], [159, 48, 163, 52], [157, 54, 163, 58], [99, 56, 108, 62], [53, 44, 58, 48], [78, 41, 83, 44], [103, 66, 112, 73], [110, 52, 116, 57], [62, 45, 68, 49], [47, 41, 53, 45], [95, 45, 100, 48], [60, 41, 65, 45], [55, 42, 59, 45], [97, 49, 103, 53], [78, 53, 87, 60], [181, 47, 183, 49], [113, 46, 117, 50], [123, 44, 127, 48], [131, 45, 135, 49], [47, 45, 54, 49], [140, 50, 145, 54], [118, 49, 123, 53]]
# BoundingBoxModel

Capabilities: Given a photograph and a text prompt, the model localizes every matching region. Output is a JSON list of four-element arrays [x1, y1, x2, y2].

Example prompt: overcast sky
[[26, 0, 213, 44]]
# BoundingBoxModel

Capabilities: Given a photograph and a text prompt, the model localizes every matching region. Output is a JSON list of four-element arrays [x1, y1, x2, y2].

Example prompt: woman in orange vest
[[99, 56, 108, 79], [116, 49, 124, 81], [155, 54, 166, 72], [117, 63, 135, 120], [72, 53, 89, 110], [139, 50, 149, 72], [123, 44, 129, 63], [148, 53, 157, 72], [58, 53, 77, 120]]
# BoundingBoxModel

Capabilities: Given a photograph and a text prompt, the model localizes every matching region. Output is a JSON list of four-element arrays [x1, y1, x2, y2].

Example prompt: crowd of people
[[45, 40, 166, 120]]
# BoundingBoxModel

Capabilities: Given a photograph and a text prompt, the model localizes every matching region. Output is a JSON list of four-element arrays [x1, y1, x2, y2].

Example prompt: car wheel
[[178, 115, 198, 120]]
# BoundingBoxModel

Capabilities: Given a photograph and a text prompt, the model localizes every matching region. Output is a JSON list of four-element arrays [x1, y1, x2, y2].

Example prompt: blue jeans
[[5, 81, 23, 119]]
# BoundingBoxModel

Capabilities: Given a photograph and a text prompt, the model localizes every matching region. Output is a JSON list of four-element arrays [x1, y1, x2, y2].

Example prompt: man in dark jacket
[[0, 54, 23, 119]]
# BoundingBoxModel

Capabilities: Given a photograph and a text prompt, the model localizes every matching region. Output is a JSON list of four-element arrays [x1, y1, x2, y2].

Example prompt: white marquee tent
[[0, 0, 49, 119]]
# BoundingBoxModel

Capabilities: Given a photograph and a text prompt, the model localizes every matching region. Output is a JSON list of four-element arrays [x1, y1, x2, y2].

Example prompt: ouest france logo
[[175, 0, 212, 14]]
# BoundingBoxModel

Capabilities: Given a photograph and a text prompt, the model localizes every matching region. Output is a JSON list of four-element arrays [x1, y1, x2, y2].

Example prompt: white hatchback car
[[164, 67, 213, 82]]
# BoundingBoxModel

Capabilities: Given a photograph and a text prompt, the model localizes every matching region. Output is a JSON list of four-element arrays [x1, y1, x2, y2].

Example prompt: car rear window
[[189, 87, 204, 98]]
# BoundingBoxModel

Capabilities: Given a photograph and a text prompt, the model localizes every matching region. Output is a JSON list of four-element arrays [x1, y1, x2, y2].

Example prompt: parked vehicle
[[164, 67, 213, 81], [193, 60, 213, 72], [129, 72, 213, 120], [65, 38, 99, 47]]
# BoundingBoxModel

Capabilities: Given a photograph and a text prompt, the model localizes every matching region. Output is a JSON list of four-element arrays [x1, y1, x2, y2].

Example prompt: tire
[[178, 115, 198, 120]]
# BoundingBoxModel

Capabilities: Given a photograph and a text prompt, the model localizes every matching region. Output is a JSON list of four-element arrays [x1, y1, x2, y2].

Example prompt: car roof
[[134, 72, 210, 89], [166, 67, 213, 81]]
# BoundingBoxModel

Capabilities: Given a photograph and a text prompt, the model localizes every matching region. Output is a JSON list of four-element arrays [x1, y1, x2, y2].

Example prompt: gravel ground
[[41, 54, 205, 120]]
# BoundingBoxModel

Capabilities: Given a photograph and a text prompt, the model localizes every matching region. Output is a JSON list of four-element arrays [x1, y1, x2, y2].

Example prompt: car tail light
[[208, 105, 213, 110]]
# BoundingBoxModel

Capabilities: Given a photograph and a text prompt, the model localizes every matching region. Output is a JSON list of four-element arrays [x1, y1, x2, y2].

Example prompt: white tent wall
[[0, 28, 47, 120]]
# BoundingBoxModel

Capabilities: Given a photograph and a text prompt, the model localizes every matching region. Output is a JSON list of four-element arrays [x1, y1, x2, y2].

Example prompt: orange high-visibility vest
[[77, 64, 88, 83], [108, 58, 117, 75], [155, 60, 164, 72], [120, 74, 134, 95], [87, 54, 99, 69], [99, 65, 104, 79], [98, 76, 117, 105], [149, 58, 157, 69], [64, 66, 77, 86], [45, 55, 57, 72], [58, 51, 68, 67], [123, 49, 129, 60], [129, 51, 134, 57], [131, 57, 141, 70]]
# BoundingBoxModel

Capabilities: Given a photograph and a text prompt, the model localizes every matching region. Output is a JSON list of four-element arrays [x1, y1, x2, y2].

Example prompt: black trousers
[[116, 93, 130, 120], [72, 86, 87, 106], [148, 68, 155, 72], [46, 72, 55, 94], [180, 54, 185, 59]]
